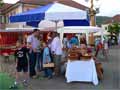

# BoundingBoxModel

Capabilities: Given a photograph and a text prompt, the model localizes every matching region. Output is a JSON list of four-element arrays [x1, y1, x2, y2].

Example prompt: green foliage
[[0, 0, 4, 7], [108, 23, 120, 36], [0, 73, 24, 89], [96, 16, 111, 26], [108, 23, 120, 44]]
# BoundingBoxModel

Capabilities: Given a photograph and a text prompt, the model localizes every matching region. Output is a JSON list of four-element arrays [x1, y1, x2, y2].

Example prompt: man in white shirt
[[63, 34, 68, 48], [50, 32, 62, 76], [27, 29, 39, 78]]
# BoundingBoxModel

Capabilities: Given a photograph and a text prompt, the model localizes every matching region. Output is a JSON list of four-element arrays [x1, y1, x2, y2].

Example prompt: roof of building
[[0, 3, 13, 14], [0, 0, 88, 14], [18, 0, 88, 10], [104, 14, 120, 24]]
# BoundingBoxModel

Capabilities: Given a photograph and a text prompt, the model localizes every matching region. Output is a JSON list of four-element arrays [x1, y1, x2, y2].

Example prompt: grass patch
[[0, 73, 23, 90]]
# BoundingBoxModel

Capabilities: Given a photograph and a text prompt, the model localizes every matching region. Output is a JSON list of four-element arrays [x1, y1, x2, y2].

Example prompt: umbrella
[[10, 2, 89, 28]]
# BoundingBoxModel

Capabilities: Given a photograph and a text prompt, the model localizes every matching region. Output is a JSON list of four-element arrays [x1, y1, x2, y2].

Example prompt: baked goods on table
[[80, 53, 92, 60]]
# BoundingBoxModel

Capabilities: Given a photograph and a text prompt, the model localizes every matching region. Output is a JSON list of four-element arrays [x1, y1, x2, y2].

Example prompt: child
[[42, 42, 53, 79], [10, 40, 29, 89], [103, 39, 109, 59]]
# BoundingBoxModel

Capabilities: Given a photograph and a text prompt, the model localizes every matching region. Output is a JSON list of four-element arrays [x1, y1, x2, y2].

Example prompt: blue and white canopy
[[10, 2, 89, 27]]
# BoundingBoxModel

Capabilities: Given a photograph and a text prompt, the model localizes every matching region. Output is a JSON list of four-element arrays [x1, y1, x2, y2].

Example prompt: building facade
[[102, 14, 120, 31], [0, 0, 88, 30]]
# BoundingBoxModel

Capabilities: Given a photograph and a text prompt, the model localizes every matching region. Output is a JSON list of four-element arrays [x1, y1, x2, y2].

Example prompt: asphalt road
[[0, 46, 120, 90], [27, 46, 120, 90]]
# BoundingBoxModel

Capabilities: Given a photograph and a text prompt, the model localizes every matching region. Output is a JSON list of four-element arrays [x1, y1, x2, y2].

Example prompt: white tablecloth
[[65, 59, 98, 85]]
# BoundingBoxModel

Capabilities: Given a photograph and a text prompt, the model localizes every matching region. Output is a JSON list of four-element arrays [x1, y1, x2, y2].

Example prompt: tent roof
[[57, 26, 101, 33], [0, 29, 33, 32], [94, 30, 110, 36], [10, 2, 88, 22]]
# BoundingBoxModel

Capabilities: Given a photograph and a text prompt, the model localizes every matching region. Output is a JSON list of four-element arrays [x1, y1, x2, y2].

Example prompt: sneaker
[[9, 84, 18, 89], [31, 75, 38, 79], [48, 76, 52, 79], [22, 80, 29, 87], [52, 72, 55, 76]]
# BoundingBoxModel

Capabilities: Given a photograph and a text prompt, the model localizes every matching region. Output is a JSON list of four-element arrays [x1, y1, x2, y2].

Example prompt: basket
[[43, 63, 55, 68], [81, 55, 92, 60], [68, 53, 79, 60]]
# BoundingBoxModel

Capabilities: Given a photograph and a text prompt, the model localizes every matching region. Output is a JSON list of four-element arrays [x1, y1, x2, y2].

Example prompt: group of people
[[94, 37, 109, 59], [63, 34, 86, 49], [9, 30, 109, 89], [10, 29, 63, 89]]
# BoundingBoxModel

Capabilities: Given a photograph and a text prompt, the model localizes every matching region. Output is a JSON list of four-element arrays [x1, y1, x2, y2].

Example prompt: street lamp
[[85, 0, 100, 45], [85, 0, 100, 26]]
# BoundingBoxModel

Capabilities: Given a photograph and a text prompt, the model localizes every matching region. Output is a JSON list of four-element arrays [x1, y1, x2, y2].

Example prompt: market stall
[[0, 29, 32, 61], [66, 59, 98, 85], [10, 2, 89, 28], [57, 26, 103, 46], [64, 44, 103, 85], [94, 30, 110, 36]]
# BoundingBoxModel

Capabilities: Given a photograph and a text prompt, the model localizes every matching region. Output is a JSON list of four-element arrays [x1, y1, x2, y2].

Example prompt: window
[[13, 11, 16, 15], [0, 15, 5, 23], [105, 27, 108, 30], [0, 15, 2, 23], [5, 15, 9, 23]]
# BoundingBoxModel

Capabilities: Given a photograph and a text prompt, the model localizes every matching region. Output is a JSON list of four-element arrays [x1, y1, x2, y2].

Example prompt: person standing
[[27, 29, 39, 78], [80, 36, 87, 45], [63, 34, 68, 48], [95, 38, 100, 50], [42, 42, 53, 79], [118, 34, 120, 47], [95, 39, 104, 57], [50, 32, 62, 76], [36, 34, 43, 74], [69, 36, 79, 46], [9, 40, 29, 89], [103, 37, 109, 59]]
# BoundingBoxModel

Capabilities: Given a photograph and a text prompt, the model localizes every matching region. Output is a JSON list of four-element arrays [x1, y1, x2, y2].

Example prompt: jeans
[[28, 51, 37, 77], [44, 68, 52, 77], [53, 55, 61, 75], [36, 52, 43, 71]]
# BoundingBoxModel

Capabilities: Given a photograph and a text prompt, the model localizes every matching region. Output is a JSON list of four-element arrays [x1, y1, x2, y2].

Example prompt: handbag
[[43, 63, 55, 68]]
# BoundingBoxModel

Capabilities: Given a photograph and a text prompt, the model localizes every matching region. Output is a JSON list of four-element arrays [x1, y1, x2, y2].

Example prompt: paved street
[[0, 46, 120, 90], [27, 46, 120, 90]]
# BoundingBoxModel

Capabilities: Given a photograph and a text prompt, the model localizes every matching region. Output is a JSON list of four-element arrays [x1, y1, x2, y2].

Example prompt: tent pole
[[101, 29, 104, 44], [55, 20, 63, 47], [60, 31, 64, 48], [86, 32, 89, 45], [55, 20, 59, 31]]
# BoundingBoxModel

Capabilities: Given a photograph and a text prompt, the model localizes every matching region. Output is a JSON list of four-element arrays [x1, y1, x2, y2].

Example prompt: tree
[[108, 23, 120, 44], [108, 23, 120, 36], [0, 0, 4, 7]]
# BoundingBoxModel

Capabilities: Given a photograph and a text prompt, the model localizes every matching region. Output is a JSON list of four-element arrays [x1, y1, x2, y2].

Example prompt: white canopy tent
[[57, 26, 103, 46], [10, 2, 89, 28], [94, 30, 110, 36]]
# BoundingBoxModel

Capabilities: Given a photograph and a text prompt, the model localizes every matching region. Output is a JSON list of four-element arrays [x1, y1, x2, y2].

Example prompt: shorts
[[16, 64, 28, 72]]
